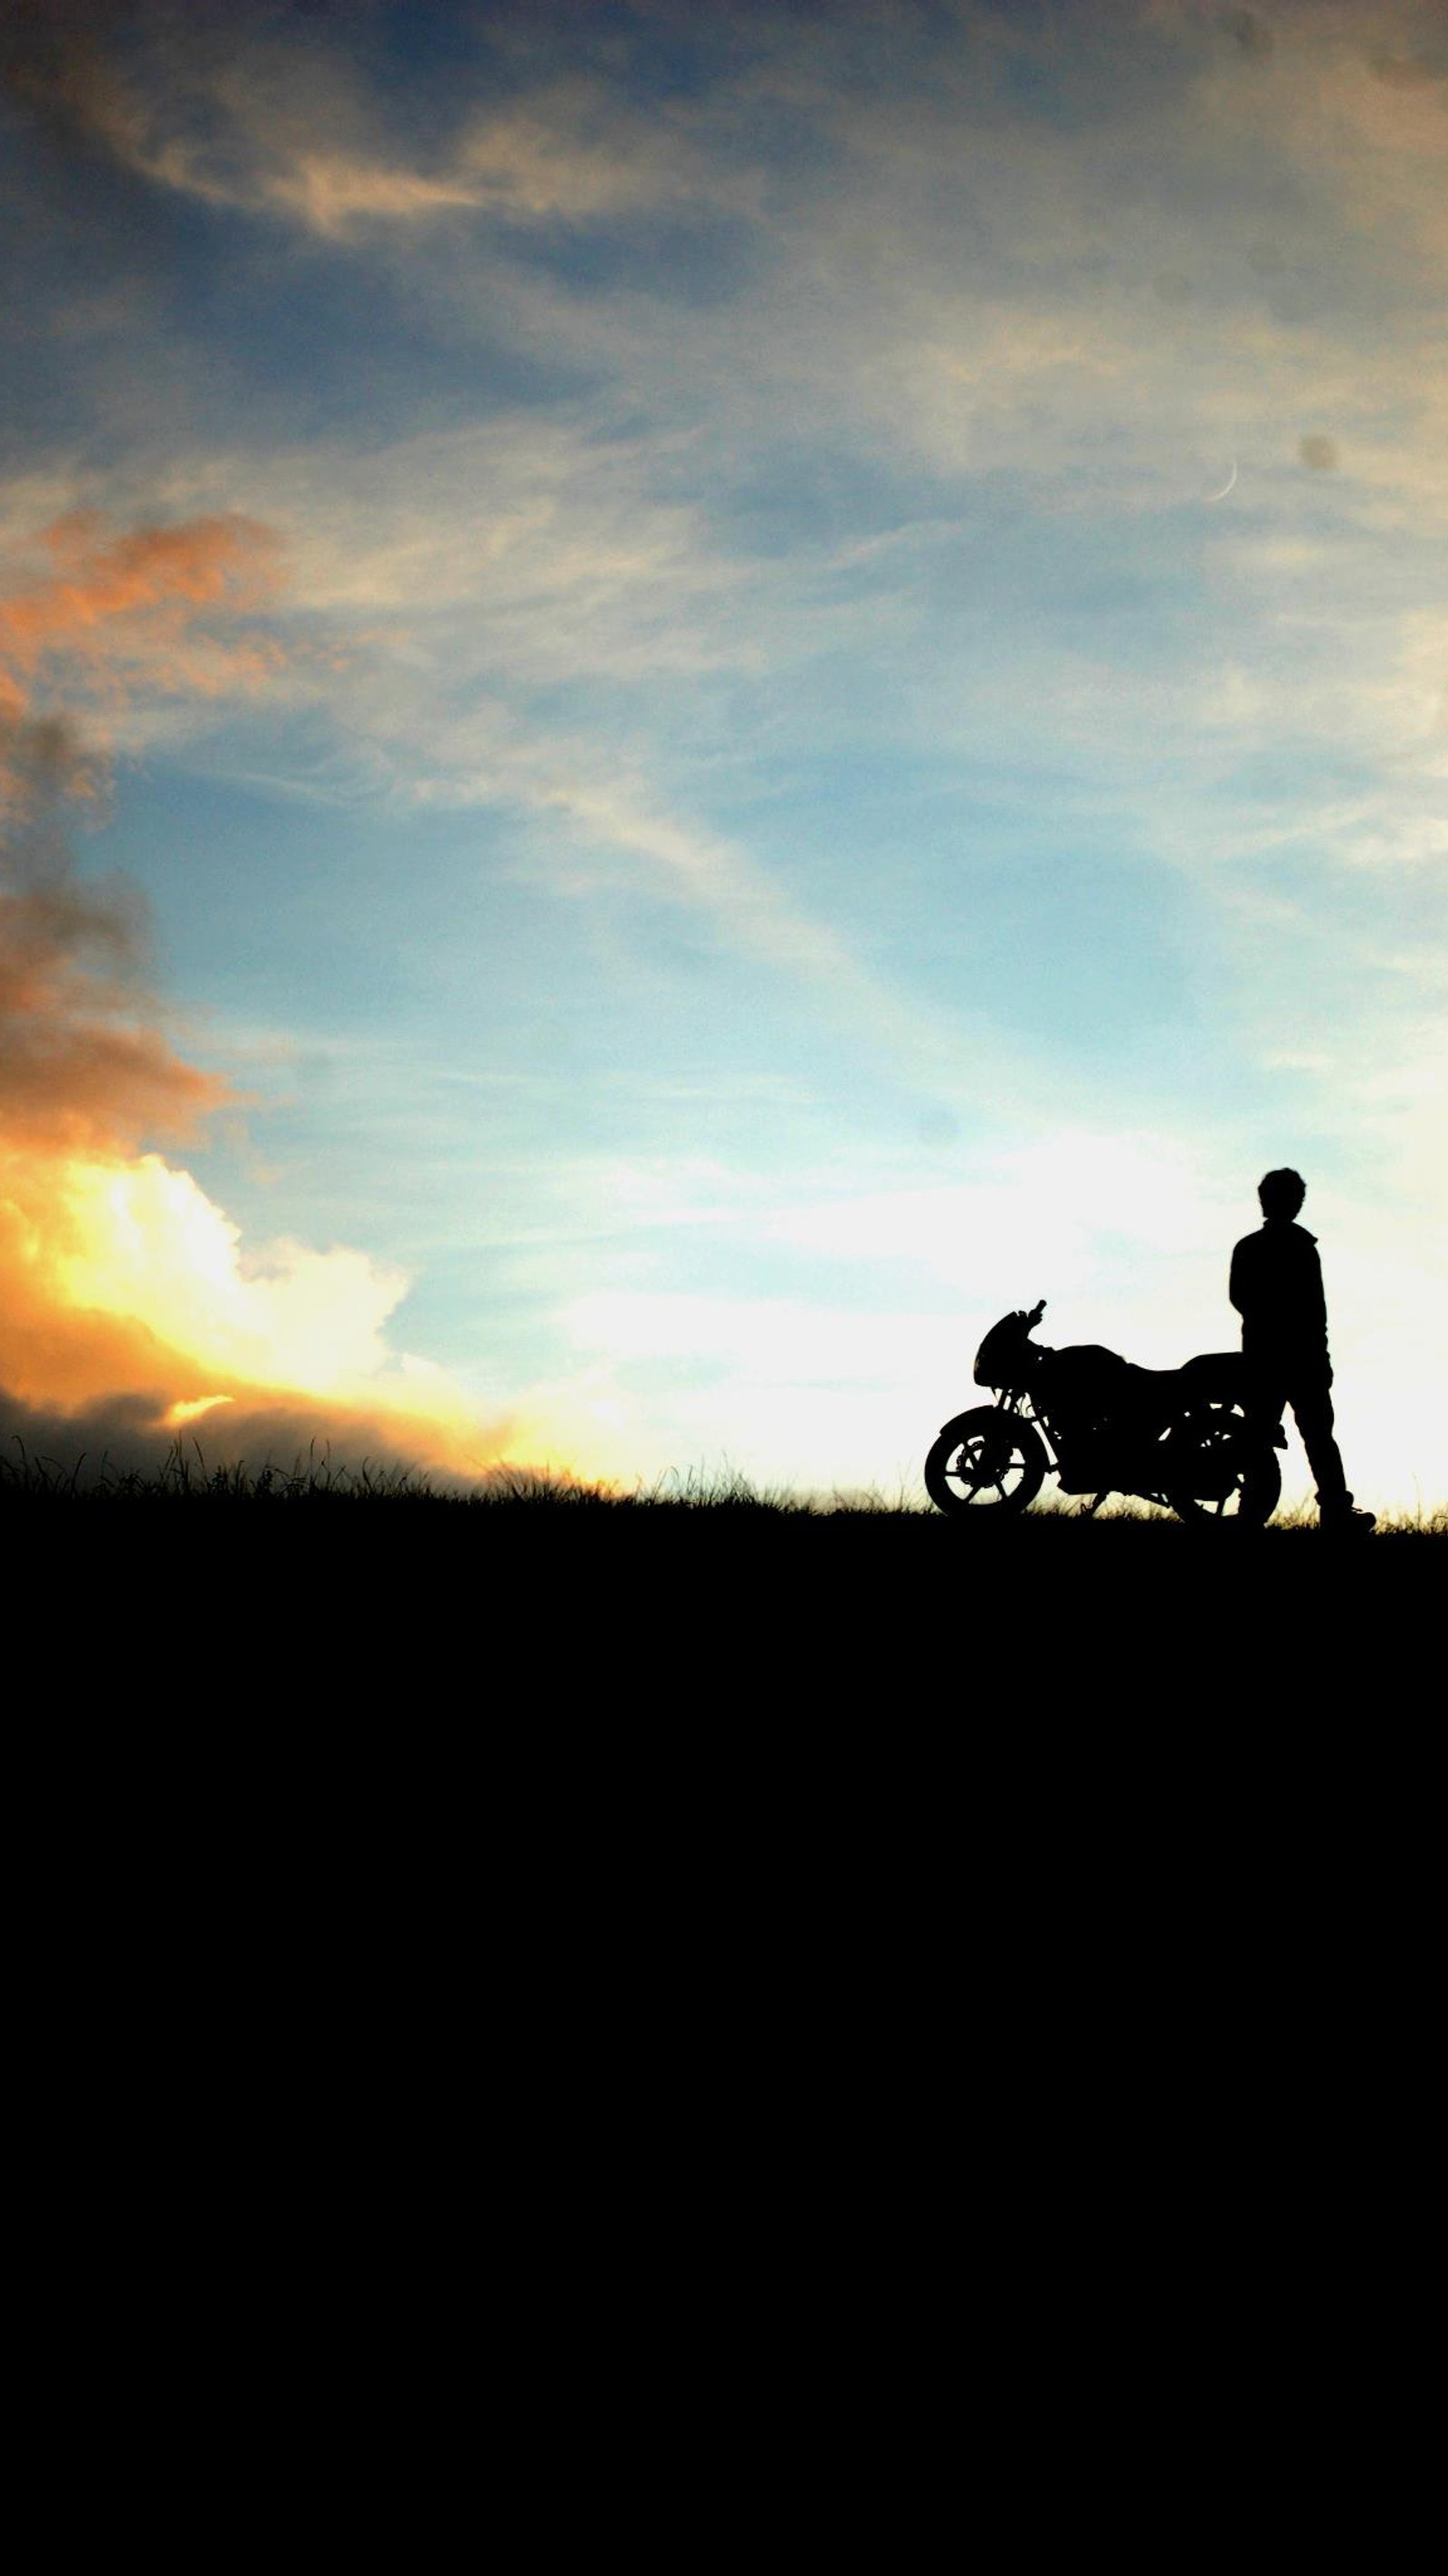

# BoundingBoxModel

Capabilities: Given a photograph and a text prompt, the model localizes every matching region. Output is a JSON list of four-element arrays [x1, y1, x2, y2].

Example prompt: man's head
[[1258, 1167, 1306, 1221]]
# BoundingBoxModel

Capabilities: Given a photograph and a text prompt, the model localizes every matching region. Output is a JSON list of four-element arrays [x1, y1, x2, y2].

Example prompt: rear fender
[[1179, 1352, 1250, 1403], [1175, 1352, 1286, 1443]]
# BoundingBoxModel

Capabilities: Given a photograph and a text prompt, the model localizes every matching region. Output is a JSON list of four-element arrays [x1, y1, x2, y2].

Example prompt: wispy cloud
[[4, 1, 1443, 1498], [5, 6, 748, 236]]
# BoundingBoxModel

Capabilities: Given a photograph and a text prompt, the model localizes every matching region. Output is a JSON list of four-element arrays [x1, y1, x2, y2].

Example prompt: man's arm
[[1302, 1236, 1329, 1345], [1229, 1236, 1250, 1318]]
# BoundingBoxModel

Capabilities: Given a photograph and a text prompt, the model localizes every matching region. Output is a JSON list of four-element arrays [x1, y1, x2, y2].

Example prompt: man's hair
[[1258, 1167, 1306, 1220]]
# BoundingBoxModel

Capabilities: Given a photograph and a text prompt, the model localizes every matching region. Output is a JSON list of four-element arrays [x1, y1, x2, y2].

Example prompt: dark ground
[[13, 1478, 1436, 2256], [13, 1477, 1441, 1706]]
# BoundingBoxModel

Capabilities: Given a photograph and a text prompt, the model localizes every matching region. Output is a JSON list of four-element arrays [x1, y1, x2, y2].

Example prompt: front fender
[[937, 1404, 1009, 1440]]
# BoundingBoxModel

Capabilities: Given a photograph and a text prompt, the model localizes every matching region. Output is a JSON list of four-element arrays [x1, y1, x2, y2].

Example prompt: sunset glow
[[2, 2, 1444, 1510], [0, 499, 517, 1475]]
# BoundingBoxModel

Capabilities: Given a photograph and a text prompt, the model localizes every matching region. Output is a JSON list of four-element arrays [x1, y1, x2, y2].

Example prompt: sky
[[1, 0, 1443, 1507]]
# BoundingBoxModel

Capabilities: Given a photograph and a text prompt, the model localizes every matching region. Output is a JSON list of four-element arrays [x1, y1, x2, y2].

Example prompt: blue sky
[[2, 0, 1444, 1503]]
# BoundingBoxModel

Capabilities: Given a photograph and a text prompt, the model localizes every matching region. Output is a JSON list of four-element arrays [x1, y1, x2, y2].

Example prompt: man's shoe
[[1319, 1506, 1376, 1534]]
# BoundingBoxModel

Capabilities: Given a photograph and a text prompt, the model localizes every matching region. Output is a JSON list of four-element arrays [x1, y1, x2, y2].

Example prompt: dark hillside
[[13, 1468, 1441, 1707], [14, 1469, 1437, 2093]]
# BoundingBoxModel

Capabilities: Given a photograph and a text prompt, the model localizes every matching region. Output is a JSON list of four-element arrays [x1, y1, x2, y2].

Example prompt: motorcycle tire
[[924, 1410, 1048, 1516], [1163, 1403, 1281, 1526]]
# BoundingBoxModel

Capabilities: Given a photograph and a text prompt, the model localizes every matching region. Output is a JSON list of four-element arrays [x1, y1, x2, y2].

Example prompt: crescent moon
[[1205, 459, 1239, 501]]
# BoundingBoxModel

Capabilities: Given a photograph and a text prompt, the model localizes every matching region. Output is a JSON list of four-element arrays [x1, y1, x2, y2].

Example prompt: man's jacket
[[1229, 1220, 1329, 1364]]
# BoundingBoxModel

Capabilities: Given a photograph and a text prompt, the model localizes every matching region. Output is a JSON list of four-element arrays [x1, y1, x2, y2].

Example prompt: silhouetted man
[[1230, 1169, 1373, 1532]]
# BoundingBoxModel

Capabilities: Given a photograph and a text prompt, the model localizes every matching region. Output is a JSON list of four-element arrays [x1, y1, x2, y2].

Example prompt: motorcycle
[[924, 1299, 1284, 1523]]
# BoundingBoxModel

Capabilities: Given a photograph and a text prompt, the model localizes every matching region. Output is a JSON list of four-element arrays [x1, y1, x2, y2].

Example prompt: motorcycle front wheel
[[925, 1411, 1047, 1516], [1163, 1404, 1281, 1526]]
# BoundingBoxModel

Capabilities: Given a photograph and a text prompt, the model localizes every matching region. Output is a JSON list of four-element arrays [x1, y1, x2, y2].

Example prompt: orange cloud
[[0, 511, 283, 728], [0, 509, 526, 1481], [0, 1130, 519, 1478], [0, 516, 272, 1159]]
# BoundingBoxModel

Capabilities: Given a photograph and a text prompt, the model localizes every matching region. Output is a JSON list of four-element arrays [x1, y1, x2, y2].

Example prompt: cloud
[[0, 849, 224, 1154], [0, 509, 281, 1150], [0, 509, 282, 722], [0, 1127, 520, 1477], [113, 418, 1024, 1095], [1176, 0, 1448, 277], [258, 83, 740, 238], [5, 5, 743, 239], [4, 4, 1443, 1503], [0, 503, 528, 1478], [26, 6, 1435, 917]]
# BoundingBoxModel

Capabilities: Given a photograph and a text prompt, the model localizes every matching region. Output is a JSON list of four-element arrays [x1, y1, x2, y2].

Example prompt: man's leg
[[1288, 1369, 1353, 1518], [1245, 1366, 1287, 1451]]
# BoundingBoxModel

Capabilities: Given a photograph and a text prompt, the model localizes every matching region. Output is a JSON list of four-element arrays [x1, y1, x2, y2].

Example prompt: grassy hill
[[9, 1447, 1440, 1703], [14, 1449, 1435, 2041]]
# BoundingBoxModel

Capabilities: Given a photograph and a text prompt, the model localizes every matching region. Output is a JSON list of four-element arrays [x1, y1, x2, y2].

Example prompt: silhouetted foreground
[[9, 1451, 1441, 1707], [14, 1451, 1438, 2112], [1231, 1167, 1373, 1530], [932, 1295, 1284, 1522]]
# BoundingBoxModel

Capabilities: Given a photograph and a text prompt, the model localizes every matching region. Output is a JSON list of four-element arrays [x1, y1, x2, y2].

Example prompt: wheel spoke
[[925, 1412, 1045, 1516]]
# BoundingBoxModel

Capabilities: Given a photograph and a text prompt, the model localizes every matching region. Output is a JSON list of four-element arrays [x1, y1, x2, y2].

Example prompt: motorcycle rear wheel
[[925, 1411, 1047, 1516], [1164, 1404, 1281, 1526]]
